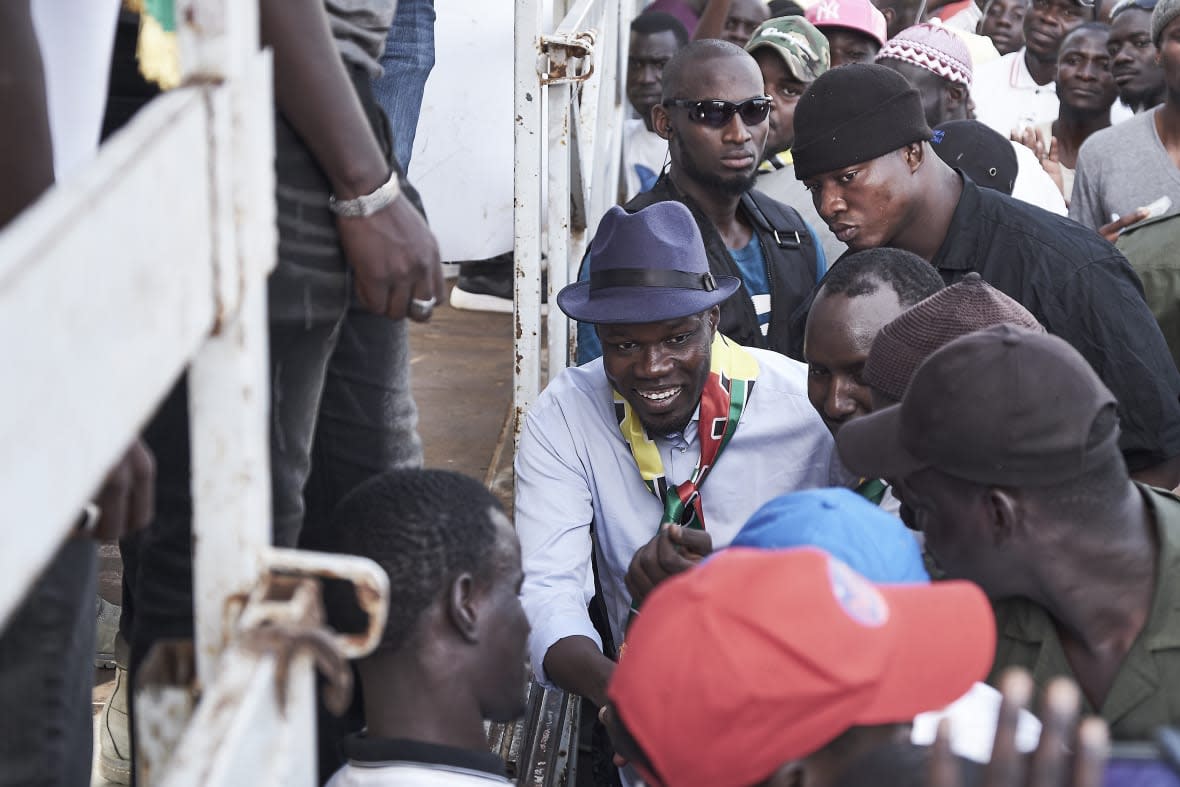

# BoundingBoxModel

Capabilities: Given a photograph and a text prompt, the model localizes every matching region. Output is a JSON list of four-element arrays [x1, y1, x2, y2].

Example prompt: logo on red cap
[[828, 558, 890, 627]]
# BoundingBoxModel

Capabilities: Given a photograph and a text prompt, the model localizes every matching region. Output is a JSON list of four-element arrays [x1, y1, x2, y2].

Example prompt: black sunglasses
[[662, 96, 772, 128]]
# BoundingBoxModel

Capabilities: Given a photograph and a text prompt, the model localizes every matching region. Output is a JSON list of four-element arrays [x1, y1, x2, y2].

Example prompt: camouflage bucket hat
[[745, 16, 831, 83]]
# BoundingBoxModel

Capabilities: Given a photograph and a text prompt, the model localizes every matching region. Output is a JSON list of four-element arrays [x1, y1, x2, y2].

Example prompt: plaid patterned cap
[[746, 16, 831, 83], [864, 273, 1044, 402], [878, 22, 974, 88]]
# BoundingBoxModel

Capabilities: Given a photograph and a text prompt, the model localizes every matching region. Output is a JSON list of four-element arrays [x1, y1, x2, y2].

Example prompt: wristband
[[328, 169, 402, 217]]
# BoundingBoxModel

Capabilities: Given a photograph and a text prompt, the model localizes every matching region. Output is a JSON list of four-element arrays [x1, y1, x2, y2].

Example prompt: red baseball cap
[[806, 0, 889, 46], [607, 548, 995, 787]]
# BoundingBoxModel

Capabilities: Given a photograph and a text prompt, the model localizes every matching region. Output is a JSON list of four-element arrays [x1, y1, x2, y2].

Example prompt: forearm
[[692, 0, 734, 40], [259, 0, 388, 198], [543, 635, 616, 708], [0, 0, 54, 228]]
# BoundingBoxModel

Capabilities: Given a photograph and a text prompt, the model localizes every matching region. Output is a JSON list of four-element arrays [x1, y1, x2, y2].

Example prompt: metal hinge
[[137, 548, 389, 785], [538, 30, 597, 86]]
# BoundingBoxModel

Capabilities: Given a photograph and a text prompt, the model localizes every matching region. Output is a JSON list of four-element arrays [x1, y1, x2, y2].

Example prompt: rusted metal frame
[[488, 680, 580, 786], [153, 571, 327, 787], [514, 0, 545, 446], [518, 682, 581, 787], [143, 552, 388, 784], [187, 52, 276, 684]]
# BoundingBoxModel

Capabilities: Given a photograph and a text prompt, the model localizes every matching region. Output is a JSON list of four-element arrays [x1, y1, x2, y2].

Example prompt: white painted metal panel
[[157, 647, 317, 787], [189, 51, 277, 680], [0, 89, 215, 627], [514, 0, 546, 442]]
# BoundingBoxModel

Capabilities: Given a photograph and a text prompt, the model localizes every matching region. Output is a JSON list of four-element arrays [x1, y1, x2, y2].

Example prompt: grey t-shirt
[[1070, 108, 1180, 231], [756, 163, 847, 263], [325, 0, 398, 77]]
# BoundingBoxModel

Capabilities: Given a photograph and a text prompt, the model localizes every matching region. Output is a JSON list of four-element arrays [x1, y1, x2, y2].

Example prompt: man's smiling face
[[598, 308, 719, 436]]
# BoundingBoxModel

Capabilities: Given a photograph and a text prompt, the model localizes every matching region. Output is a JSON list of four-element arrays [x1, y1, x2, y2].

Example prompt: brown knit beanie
[[864, 273, 1044, 402], [792, 63, 933, 181]]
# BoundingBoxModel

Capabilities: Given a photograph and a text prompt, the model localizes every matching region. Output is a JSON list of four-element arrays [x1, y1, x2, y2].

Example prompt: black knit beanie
[[792, 63, 933, 181]]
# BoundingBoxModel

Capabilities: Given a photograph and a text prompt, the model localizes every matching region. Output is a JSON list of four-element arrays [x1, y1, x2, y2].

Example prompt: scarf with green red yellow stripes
[[614, 333, 760, 534]]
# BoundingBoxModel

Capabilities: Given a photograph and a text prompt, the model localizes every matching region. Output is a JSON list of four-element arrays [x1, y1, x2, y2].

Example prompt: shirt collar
[[1001, 484, 1180, 653], [930, 173, 979, 271], [1139, 484, 1180, 651], [1010, 48, 1055, 91], [655, 405, 702, 446], [339, 734, 508, 778]]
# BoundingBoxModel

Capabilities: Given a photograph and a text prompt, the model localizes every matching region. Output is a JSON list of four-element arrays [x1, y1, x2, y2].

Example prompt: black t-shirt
[[932, 178, 1180, 472]]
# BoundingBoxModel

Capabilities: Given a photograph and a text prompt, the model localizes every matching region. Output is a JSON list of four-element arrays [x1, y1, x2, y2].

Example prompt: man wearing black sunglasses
[[576, 39, 827, 364]]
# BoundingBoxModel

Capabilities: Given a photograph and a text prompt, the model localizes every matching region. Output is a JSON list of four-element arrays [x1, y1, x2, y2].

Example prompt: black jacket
[[934, 178, 1180, 471], [622, 174, 820, 360]]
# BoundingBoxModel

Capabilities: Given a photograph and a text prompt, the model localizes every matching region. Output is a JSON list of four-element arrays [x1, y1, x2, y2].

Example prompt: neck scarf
[[614, 334, 759, 647], [855, 478, 888, 506], [614, 333, 760, 533]]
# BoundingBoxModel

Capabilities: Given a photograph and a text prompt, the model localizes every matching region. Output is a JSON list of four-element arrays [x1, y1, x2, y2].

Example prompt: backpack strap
[[744, 190, 824, 281], [743, 194, 802, 250]]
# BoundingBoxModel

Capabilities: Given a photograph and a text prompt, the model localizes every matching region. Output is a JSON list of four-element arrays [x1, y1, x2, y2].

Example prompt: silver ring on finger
[[408, 296, 437, 321]]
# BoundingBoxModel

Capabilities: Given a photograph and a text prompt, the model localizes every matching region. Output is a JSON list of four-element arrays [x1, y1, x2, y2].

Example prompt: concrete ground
[[92, 288, 516, 783]]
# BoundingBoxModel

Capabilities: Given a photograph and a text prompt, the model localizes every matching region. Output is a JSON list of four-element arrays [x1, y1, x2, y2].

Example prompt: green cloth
[[988, 483, 1180, 739], [854, 478, 888, 506], [1116, 212, 1180, 373], [143, 0, 176, 31]]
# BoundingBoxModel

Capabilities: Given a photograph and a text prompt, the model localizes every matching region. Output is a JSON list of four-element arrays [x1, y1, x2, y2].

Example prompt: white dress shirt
[[515, 348, 841, 685]]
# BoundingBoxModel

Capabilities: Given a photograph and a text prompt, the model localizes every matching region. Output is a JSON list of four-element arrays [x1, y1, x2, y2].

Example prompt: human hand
[[928, 669, 1109, 787], [80, 438, 155, 541], [336, 193, 445, 322], [599, 704, 631, 769], [1098, 208, 1150, 244], [624, 523, 713, 607], [1039, 137, 1065, 197]]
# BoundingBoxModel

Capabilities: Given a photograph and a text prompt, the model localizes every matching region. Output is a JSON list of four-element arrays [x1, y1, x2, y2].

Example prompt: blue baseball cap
[[731, 487, 929, 583]]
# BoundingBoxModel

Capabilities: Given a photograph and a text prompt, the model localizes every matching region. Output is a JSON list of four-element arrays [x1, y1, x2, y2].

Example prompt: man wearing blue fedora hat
[[515, 201, 838, 712]]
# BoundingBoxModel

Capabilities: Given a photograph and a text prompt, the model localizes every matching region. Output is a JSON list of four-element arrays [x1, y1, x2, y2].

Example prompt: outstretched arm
[[692, 0, 735, 41]]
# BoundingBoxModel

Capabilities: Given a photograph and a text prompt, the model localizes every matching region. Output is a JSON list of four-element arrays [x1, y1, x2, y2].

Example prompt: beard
[[1118, 82, 1165, 112], [675, 138, 759, 197]]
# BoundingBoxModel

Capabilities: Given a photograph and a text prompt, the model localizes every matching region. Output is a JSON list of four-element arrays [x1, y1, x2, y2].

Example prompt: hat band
[[590, 268, 718, 293]]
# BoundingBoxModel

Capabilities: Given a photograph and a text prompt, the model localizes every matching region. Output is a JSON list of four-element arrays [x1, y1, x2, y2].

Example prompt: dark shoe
[[452, 270, 513, 313], [450, 253, 547, 314]]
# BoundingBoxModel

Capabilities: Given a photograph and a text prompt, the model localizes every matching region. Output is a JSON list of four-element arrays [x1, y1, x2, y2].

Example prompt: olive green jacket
[[989, 484, 1180, 740]]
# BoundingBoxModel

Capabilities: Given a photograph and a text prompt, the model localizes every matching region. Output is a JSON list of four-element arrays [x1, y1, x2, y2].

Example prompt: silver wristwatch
[[328, 169, 402, 217]]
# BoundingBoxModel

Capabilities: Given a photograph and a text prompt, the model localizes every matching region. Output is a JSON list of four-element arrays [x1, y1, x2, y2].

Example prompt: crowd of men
[[525, 0, 1180, 784], [6, 0, 1180, 785]]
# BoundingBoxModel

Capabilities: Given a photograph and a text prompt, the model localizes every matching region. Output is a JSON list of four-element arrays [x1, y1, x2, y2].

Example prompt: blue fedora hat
[[557, 202, 741, 324], [730, 487, 929, 583]]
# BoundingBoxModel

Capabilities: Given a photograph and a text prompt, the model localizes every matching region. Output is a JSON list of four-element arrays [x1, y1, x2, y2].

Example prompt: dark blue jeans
[[371, 0, 436, 173], [0, 539, 96, 787]]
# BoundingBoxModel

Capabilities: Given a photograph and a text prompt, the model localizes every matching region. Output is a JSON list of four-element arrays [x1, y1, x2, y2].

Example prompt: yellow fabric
[[757, 150, 794, 174], [136, 12, 181, 90]]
